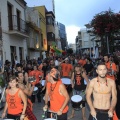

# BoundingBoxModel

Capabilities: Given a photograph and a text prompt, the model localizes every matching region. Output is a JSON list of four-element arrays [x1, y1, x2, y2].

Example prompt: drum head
[[71, 95, 82, 102], [41, 80, 45, 86], [61, 78, 71, 85], [4, 119, 14, 120], [34, 87, 38, 91], [44, 118, 56, 120]]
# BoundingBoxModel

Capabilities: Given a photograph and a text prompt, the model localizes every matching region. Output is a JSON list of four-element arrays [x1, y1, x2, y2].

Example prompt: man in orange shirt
[[104, 55, 117, 80], [29, 64, 43, 103], [60, 58, 73, 78], [43, 68, 69, 120], [78, 56, 86, 67]]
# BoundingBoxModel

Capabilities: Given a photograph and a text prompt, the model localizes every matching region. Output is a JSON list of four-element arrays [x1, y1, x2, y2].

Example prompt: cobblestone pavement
[[0, 96, 90, 120]]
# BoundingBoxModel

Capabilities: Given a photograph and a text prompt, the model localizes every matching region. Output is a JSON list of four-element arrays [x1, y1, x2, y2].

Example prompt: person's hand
[[43, 105, 48, 111], [57, 110, 62, 115], [20, 114, 25, 120], [1, 112, 6, 118], [90, 109, 96, 118], [108, 109, 113, 117]]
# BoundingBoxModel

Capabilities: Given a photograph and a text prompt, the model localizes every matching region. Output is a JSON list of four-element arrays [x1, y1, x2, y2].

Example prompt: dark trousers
[[7, 113, 21, 120], [88, 109, 113, 120], [31, 83, 41, 103], [57, 112, 67, 120]]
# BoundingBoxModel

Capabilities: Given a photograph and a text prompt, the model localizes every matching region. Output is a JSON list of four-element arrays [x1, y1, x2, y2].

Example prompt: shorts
[[88, 108, 113, 120]]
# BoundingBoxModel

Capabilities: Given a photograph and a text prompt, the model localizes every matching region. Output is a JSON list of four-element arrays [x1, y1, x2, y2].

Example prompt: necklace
[[50, 82, 57, 91], [97, 77, 108, 86]]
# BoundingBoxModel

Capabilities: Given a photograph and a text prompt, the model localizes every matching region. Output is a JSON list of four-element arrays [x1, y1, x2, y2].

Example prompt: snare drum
[[41, 80, 46, 86], [61, 78, 72, 93], [3, 118, 14, 120], [28, 77, 36, 83], [71, 95, 82, 110], [32, 87, 38, 95]]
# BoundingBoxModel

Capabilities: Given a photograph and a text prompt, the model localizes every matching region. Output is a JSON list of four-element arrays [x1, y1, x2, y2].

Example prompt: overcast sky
[[25, 0, 120, 44]]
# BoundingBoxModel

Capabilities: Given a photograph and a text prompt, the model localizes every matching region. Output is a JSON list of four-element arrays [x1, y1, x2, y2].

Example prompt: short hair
[[16, 63, 23, 68], [97, 62, 106, 68]]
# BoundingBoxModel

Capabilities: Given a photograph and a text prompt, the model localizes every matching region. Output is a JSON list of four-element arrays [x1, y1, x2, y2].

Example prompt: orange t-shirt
[[105, 62, 117, 80], [6, 89, 23, 115], [47, 80, 68, 113], [78, 59, 86, 66], [61, 63, 73, 77], [29, 70, 43, 85]]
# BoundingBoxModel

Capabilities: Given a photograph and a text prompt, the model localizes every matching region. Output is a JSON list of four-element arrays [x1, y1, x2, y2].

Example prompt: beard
[[98, 74, 106, 78]]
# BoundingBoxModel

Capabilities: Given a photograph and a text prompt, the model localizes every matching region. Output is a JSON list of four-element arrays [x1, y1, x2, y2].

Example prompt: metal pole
[[106, 34, 110, 54]]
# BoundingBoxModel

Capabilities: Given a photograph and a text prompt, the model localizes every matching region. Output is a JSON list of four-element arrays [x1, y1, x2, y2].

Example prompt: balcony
[[8, 15, 29, 38]]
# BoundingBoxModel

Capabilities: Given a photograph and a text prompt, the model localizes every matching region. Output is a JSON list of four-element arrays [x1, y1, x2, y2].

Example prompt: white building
[[69, 43, 76, 53], [0, 0, 29, 63], [55, 21, 62, 49], [76, 28, 100, 58]]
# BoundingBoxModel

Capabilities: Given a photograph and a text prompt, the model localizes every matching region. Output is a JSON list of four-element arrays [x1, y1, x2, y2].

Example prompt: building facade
[[0, 0, 28, 63], [58, 22, 67, 50]]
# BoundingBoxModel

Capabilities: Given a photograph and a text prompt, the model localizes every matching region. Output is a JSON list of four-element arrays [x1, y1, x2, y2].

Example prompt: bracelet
[[21, 114, 25, 115]]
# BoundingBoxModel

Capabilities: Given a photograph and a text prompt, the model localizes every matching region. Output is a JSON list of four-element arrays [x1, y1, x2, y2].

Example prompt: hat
[[50, 68, 60, 79]]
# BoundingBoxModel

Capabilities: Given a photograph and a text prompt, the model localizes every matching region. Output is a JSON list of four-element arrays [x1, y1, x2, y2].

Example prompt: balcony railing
[[8, 15, 28, 34]]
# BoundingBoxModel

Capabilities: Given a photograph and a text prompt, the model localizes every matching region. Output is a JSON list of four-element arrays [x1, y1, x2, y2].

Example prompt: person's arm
[[82, 71, 89, 84], [86, 80, 96, 117], [58, 83, 69, 115], [19, 90, 27, 119], [43, 84, 49, 111], [1, 102, 8, 118], [109, 80, 117, 112], [25, 72, 28, 85], [71, 72, 74, 88]]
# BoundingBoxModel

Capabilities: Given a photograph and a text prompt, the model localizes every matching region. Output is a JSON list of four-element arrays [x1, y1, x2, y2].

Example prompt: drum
[[61, 78, 72, 94], [32, 87, 38, 95], [44, 110, 57, 120], [41, 80, 46, 86], [71, 95, 82, 110], [43, 96, 50, 107], [28, 77, 36, 83], [3, 118, 14, 120]]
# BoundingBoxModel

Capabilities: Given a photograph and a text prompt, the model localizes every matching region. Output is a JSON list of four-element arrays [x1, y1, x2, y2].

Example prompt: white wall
[[1, 0, 27, 62]]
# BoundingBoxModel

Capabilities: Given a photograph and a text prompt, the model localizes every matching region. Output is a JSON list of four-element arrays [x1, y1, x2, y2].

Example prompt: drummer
[[29, 64, 43, 103], [68, 64, 89, 120], [17, 71, 37, 120], [59, 57, 73, 78], [43, 68, 69, 120]]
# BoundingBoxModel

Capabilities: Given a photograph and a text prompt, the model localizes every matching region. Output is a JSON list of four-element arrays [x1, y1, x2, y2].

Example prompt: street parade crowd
[[0, 54, 120, 120]]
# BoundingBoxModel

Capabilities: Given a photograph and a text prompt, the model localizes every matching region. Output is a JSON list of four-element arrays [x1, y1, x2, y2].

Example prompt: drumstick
[[93, 116, 97, 120]]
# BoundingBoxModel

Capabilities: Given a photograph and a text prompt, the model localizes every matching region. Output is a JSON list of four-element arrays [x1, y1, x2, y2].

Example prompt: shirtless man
[[86, 62, 117, 120]]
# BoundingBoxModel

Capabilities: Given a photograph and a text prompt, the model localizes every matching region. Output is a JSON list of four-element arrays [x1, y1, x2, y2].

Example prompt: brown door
[[7, 3, 13, 30]]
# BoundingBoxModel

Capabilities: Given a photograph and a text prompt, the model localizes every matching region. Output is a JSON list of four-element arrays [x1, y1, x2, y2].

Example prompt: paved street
[[0, 96, 90, 120]]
